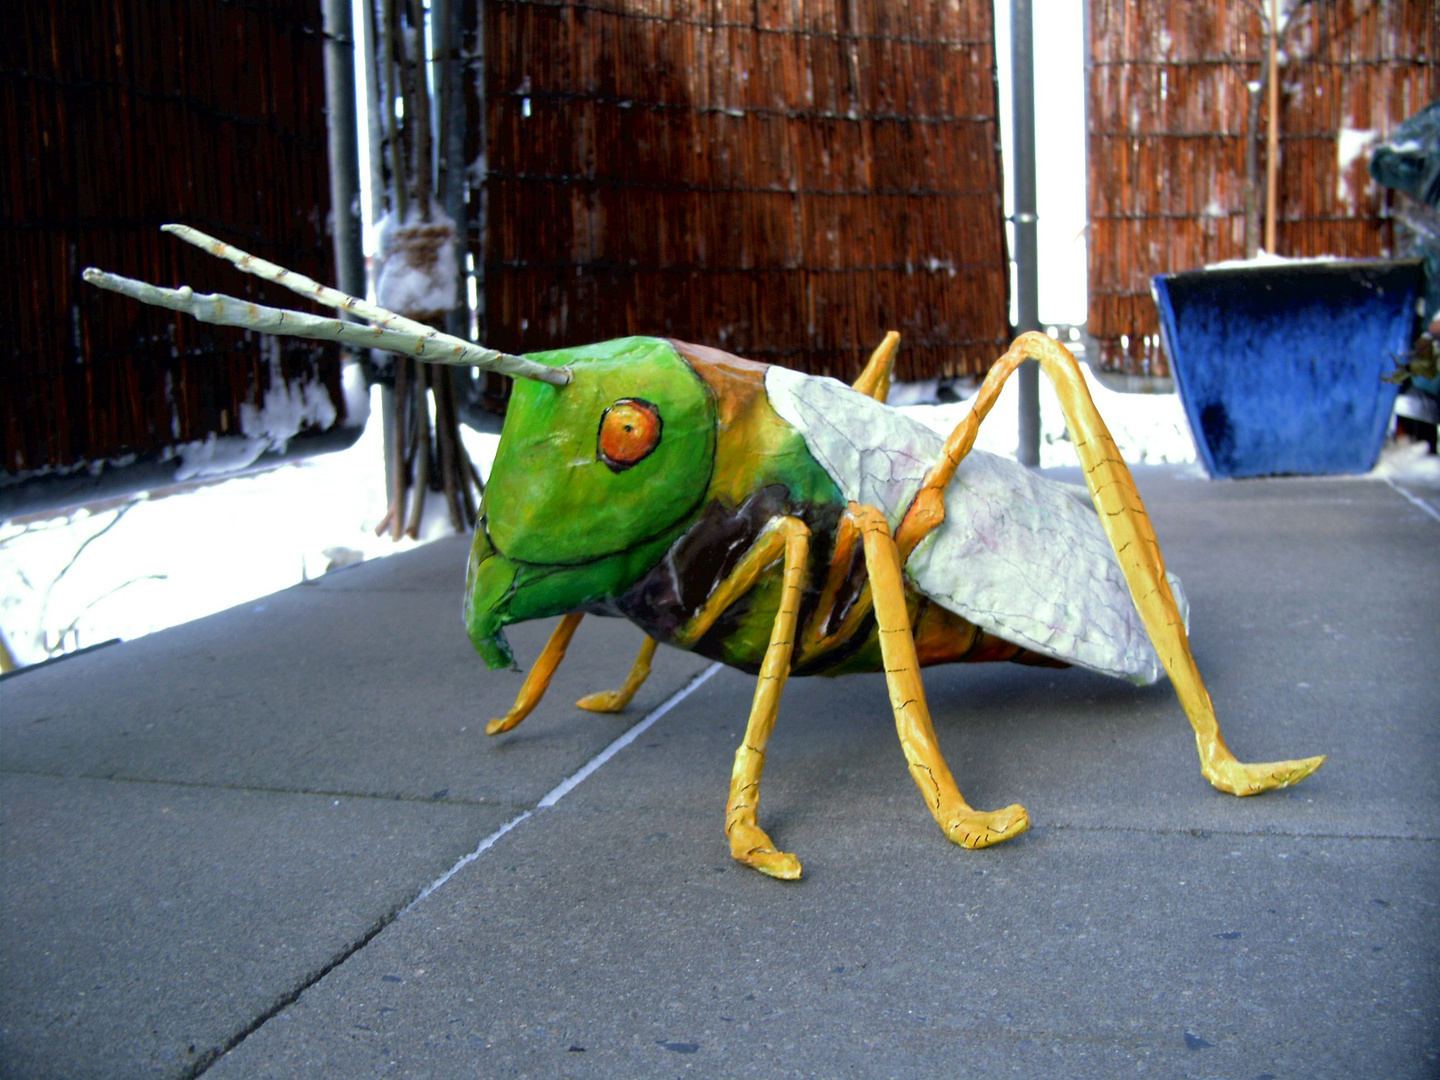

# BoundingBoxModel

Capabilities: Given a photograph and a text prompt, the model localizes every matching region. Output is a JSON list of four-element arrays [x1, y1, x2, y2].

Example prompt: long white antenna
[[83, 227, 570, 387]]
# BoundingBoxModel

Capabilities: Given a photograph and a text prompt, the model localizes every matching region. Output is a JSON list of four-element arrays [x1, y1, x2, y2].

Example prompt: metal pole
[[433, 0, 469, 345], [321, 0, 365, 306], [1010, 0, 1041, 467], [355, 0, 399, 503], [1264, 0, 1280, 254]]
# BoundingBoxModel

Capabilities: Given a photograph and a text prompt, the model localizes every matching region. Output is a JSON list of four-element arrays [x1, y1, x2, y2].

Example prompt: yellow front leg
[[854, 504, 1029, 849], [575, 636, 658, 713], [720, 517, 812, 880], [486, 613, 584, 735]]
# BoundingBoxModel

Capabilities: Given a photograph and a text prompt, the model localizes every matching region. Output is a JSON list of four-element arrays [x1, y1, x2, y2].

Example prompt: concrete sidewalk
[[3, 466, 1438, 1079]]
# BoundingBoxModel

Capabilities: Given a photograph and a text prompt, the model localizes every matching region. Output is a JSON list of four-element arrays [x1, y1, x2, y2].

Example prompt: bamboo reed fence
[[0, 0, 339, 480], [1087, 0, 1437, 374], [463, 0, 1010, 387]]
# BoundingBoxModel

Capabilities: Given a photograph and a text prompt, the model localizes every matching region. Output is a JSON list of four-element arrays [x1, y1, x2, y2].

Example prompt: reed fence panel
[[1, 0, 338, 481], [464, 0, 1010, 385], [1087, 0, 1436, 374]]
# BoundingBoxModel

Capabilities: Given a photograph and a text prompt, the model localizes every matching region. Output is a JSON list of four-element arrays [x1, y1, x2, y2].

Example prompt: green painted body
[[464, 336, 1043, 679], [465, 336, 858, 672]]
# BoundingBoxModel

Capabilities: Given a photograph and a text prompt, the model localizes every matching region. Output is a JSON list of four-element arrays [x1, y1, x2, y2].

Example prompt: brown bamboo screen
[[1087, 0, 1438, 375], [464, 0, 1010, 385], [1, 0, 339, 481]]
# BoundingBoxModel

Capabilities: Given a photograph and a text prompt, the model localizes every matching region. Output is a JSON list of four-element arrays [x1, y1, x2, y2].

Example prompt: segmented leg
[[852, 330, 901, 402], [796, 505, 875, 665], [854, 504, 1029, 848], [673, 518, 799, 648], [486, 613, 584, 735], [897, 331, 1324, 795], [575, 636, 658, 713], [719, 517, 812, 880]]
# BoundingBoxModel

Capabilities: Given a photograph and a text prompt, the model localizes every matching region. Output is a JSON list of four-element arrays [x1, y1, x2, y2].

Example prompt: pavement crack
[[187, 904, 402, 1078], [1039, 821, 1439, 843], [0, 766, 527, 811]]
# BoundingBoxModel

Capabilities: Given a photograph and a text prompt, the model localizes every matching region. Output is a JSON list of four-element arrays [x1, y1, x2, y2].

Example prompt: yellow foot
[[485, 714, 521, 736], [574, 690, 626, 713], [1204, 754, 1326, 796], [728, 822, 802, 880], [944, 803, 1030, 849]]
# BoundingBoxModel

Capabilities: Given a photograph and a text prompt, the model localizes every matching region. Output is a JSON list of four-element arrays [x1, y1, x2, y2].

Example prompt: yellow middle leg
[[795, 505, 876, 667], [854, 504, 1030, 849], [575, 636, 658, 713]]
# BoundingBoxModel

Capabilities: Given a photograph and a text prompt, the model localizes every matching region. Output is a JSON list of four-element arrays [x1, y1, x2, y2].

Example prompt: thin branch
[[47, 503, 136, 596], [49, 574, 168, 656]]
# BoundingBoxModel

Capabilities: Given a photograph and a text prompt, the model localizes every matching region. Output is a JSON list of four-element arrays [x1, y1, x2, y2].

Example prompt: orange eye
[[597, 398, 662, 472]]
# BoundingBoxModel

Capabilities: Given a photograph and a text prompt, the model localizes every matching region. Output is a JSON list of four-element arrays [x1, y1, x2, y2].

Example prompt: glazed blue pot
[[1152, 259, 1423, 478]]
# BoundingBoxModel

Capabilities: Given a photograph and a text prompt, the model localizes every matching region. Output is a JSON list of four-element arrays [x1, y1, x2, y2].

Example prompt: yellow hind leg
[[851, 331, 901, 402], [897, 332, 1324, 796]]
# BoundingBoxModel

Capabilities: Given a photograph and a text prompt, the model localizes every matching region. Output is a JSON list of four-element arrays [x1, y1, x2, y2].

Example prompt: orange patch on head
[[597, 399, 662, 471]]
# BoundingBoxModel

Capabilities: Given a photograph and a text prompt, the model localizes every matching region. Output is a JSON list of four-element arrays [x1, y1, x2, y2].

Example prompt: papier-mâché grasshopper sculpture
[[86, 226, 1325, 880]]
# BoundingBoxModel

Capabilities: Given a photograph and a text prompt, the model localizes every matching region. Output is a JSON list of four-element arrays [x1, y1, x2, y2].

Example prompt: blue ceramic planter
[[1152, 259, 1423, 478]]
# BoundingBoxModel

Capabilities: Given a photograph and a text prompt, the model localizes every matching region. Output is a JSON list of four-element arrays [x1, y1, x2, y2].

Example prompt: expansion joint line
[[191, 661, 722, 1077], [405, 662, 724, 912], [1383, 477, 1440, 524]]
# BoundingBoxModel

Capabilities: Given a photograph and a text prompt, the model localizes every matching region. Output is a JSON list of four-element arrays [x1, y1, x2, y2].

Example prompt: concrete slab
[[0, 773, 510, 1080], [1, 535, 710, 804], [202, 467, 1438, 1079], [204, 805, 1440, 1080], [3, 467, 1437, 1079], [1384, 473, 1440, 521], [0, 535, 709, 1079]]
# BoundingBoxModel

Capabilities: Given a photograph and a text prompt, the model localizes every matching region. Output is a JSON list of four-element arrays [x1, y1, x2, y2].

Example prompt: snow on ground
[[2, 372, 1435, 671], [901, 360, 1199, 469], [0, 386, 499, 668]]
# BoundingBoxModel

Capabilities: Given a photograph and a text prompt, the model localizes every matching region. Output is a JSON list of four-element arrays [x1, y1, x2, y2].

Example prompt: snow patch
[[376, 207, 459, 318], [0, 386, 500, 667], [173, 340, 339, 481], [1372, 437, 1440, 484], [1336, 127, 1378, 207], [1205, 250, 1338, 270], [238, 343, 338, 453], [899, 362, 1198, 469], [341, 361, 371, 429], [171, 434, 271, 482]]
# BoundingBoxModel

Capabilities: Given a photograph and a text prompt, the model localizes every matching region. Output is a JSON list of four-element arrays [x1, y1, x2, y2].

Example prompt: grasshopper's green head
[[465, 337, 716, 668]]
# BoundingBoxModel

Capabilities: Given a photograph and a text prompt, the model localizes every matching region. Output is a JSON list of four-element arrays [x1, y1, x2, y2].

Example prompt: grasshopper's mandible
[[87, 228, 1326, 880]]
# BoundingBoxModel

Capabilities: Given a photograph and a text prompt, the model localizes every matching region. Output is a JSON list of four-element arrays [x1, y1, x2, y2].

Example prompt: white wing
[[763, 366, 1184, 685]]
